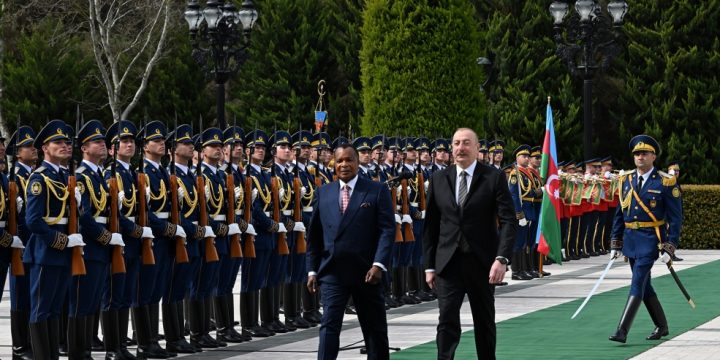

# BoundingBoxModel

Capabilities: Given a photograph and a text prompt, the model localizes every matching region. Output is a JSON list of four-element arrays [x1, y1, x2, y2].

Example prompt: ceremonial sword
[[571, 251, 619, 319]]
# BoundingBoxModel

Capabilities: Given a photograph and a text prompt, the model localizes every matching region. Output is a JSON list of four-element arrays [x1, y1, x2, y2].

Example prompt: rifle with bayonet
[[70, 107, 87, 276], [389, 138, 403, 243], [293, 124, 306, 254], [242, 122, 258, 258], [270, 123, 289, 255], [170, 114, 190, 264], [8, 118, 23, 276], [137, 117, 156, 265], [400, 146, 415, 242], [197, 115, 219, 262], [108, 120, 126, 274], [226, 118, 243, 259]]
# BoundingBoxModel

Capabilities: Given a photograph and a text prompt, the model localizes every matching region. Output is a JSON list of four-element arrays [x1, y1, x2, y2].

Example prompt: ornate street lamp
[[185, 0, 258, 128], [550, 0, 627, 160]]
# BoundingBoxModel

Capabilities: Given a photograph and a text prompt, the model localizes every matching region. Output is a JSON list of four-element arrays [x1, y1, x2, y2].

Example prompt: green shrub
[[679, 185, 720, 249]]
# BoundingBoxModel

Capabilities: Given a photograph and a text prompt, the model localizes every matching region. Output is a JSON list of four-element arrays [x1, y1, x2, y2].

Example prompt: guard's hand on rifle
[[67, 234, 85, 248], [16, 196, 24, 214], [174, 225, 187, 239], [11, 236, 24, 249], [401, 214, 413, 224], [118, 191, 125, 206], [394, 214, 402, 224], [234, 186, 242, 199], [301, 186, 307, 196], [109, 233, 125, 247], [252, 189, 258, 202], [141, 227, 154, 239], [245, 224, 257, 237], [203, 225, 216, 238], [293, 222, 306, 232], [279, 187, 286, 200], [660, 252, 672, 264], [424, 180, 429, 193], [75, 188, 82, 204], [277, 222, 288, 233], [205, 184, 211, 200], [227, 223, 242, 236], [145, 187, 151, 203], [177, 186, 186, 203]]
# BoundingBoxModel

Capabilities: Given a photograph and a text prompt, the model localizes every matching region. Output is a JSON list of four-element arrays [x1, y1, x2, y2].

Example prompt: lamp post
[[550, 0, 627, 160], [185, 0, 258, 129]]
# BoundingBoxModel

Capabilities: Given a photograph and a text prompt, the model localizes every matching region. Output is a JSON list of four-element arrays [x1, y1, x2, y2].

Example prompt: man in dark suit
[[307, 144, 395, 360], [423, 128, 517, 360]]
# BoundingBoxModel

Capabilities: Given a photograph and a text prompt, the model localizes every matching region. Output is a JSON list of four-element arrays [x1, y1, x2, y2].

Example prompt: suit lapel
[[445, 166, 457, 209], [337, 177, 368, 235], [465, 161, 483, 204]]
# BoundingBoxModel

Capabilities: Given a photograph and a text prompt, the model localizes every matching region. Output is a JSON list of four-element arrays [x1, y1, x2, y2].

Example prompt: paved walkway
[[1, 250, 717, 359]]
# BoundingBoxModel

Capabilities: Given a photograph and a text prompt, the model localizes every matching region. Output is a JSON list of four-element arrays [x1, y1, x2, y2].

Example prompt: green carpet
[[392, 260, 720, 360]]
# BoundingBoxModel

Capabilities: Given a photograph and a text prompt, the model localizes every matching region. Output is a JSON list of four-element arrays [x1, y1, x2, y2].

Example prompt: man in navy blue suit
[[307, 143, 395, 360]]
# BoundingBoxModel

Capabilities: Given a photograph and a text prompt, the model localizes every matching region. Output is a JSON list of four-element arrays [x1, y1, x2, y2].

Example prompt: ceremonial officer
[[609, 135, 682, 343], [395, 138, 420, 304], [370, 135, 389, 183], [103, 120, 155, 359], [488, 140, 505, 169], [508, 145, 535, 280], [410, 138, 433, 301], [6, 126, 36, 360], [240, 130, 284, 337], [353, 137, 373, 180], [25, 120, 85, 359], [431, 138, 450, 172], [164, 124, 209, 353], [665, 160, 683, 262], [138, 120, 187, 358], [285, 130, 313, 329], [477, 139, 488, 164], [528, 146, 550, 273]]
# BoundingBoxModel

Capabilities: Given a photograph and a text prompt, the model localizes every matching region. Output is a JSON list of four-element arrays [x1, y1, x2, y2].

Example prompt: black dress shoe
[[413, 291, 434, 302], [243, 326, 273, 337], [204, 334, 226, 347], [344, 305, 358, 314], [511, 272, 533, 280], [286, 316, 312, 329], [540, 270, 551, 277], [400, 295, 420, 305], [136, 343, 170, 359], [609, 328, 627, 343], [646, 326, 669, 340], [166, 339, 197, 354], [92, 336, 105, 351], [190, 335, 217, 349], [581, 253, 591, 258], [302, 312, 320, 326], [528, 270, 540, 278], [279, 318, 297, 332], [671, 255, 683, 262]]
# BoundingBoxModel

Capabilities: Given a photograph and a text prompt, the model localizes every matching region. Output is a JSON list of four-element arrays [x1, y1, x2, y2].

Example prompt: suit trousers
[[436, 250, 496, 360]]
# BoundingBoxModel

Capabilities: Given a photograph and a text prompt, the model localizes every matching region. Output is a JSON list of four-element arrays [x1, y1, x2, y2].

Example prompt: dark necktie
[[637, 175, 644, 191], [458, 170, 468, 206]]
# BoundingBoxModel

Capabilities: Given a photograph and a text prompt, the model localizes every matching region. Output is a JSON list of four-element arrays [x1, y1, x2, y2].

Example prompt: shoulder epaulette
[[33, 165, 47, 174], [658, 171, 677, 186], [76, 166, 87, 174], [261, 167, 270, 172]]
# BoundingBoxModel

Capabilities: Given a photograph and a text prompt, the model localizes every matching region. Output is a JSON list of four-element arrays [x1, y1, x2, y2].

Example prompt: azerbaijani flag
[[535, 99, 563, 263]]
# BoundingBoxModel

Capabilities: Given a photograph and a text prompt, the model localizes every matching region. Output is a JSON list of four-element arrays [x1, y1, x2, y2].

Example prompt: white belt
[[126, 216, 136, 222], [0, 221, 5, 227], [303, 207, 313, 212], [45, 218, 68, 225], [212, 214, 226, 221], [264, 211, 271, 217], [282, 210, 293, 216], [235, 209, 244, 216], [410, 202, 419, 207], [155, 212, 169, 219], [95, 216, 108, 224]]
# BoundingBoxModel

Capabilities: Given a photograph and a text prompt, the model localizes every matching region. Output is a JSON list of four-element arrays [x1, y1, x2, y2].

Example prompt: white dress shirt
[[455, 161, 477, 205]]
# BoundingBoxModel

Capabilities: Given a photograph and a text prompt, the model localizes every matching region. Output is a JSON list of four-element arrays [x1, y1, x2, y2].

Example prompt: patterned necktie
[[341, 184, 350, 214], [458, 170, 468, 206]]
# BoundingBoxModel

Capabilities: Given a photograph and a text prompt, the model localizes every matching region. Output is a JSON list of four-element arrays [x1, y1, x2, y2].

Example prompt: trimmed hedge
[[679, 185, 720, 249]]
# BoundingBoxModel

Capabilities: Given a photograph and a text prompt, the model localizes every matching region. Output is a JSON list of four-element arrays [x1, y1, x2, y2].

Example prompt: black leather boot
[[133, 305, 168, 359], [102, 310, 129, 360], [11, 310, 33, 360], [390, 267, 404, 305], [644, 296, 669, 340], [67, 316, 86, 360], [189, 299, 215, 349], [49, 317, 61, 360], [511, 251, 532, 280], [163, 302, 195, 354], [214, 296, 243, 343], [30, 321, 50, 360], [226, 294, 250, 341], [609, 295, 642, 343], [148, 304, 173, 357], [116, 308, 135, 358], [203, 298, 225, 347], [259, 288, 279, 334]]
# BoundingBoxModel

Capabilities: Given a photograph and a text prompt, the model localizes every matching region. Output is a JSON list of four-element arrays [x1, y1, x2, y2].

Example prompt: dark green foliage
[[677, 185, 720, 249], [360, 0, 484, 138]]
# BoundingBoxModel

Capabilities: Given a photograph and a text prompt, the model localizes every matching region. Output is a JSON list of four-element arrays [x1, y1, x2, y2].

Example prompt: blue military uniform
[[24, 120, 74, 360], [608, 134, 682, 343], [353, 137, 373, 180], [508, 145, 537, 280]]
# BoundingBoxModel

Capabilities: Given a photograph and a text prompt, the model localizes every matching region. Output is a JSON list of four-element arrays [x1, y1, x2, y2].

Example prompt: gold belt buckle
[[628, 222, 639, 230]]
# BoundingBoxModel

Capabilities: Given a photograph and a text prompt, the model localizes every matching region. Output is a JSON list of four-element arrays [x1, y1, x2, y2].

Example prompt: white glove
[[203, 225, 216, 238], [401, 214, 413, 224], [145, 187, 151, 203], [252, 189, 258, 202], [11, 236, 24, 249], [277, 222, 288, 233], [424, 180, 429, 193], [420, 210, 426, 219], [16, 197, 23, 214], [396, 185, 403, 195], [394, 214, 402, 224], [117, 190, 124, 210], [174, 225, 187, 238], [668, 169, 676, 176], [141, 227, 154, 239], [227, 223, 242, 236], [67, 234, 85, 248], [109, 233, 125, 247], [205, 184, 211, 199], [293, 222, 306, 232], [279, 187, 286, 199], [519, 218, 528, 227], [245, 224, 257, 236], [301, 186, 307, 196], [75, 188, 82, 204], [177, 186, 186, 202], [234, 186, 242, 199], [660, 252, 671, 264], [610, 249, 622, 259]]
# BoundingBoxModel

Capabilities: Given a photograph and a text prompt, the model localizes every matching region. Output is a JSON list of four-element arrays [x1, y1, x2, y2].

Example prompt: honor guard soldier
[[240, 130, 283, 337], [164, 124, 208, 353], [395, 138, 420, 304], [265, 130, 296, 333], [609, 135, 682, 343], [488, 140, 505, 169], [353, 137, 374, 180], [579, 158, 603, 257], [103, 120, 155, 359], [310, 132, 332, 187], [138, 120, 187, 358], [286, 130, 313, 329], [431, 138, 450, 172], [410, 138, 433, 301], [665, 160, 683, 262], [477, 139, 488, 164], [598, 156, 617, 255], [508, 145, 536, 280], [25, 120, 85, 360], [6, 126, 36, 360], [370, 135, 389, 182]]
